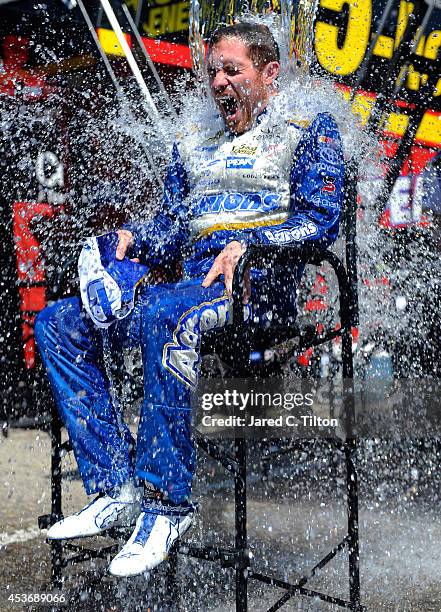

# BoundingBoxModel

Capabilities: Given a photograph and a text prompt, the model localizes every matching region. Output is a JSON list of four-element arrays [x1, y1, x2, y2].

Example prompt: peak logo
[[226, 156, 256, 170]]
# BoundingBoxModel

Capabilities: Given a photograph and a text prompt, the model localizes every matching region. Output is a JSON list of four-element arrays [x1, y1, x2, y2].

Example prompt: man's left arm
[[246, 112, 344, 249]]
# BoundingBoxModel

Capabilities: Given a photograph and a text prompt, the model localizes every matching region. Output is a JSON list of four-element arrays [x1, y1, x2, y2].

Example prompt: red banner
[[13, 202, 56, 368]]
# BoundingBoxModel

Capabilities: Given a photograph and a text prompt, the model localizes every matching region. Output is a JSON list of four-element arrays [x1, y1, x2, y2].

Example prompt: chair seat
[[199, 323, 312, 376]]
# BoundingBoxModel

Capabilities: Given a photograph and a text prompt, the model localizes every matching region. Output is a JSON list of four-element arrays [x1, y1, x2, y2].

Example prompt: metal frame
[[169, 241, 362, 612], [38, 231, 363, 610]]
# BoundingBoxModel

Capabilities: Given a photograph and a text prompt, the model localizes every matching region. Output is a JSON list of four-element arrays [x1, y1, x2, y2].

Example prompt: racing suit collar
[[224, 106, 269, 137]]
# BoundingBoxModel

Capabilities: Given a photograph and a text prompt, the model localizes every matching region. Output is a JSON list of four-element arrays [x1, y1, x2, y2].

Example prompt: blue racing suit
[[35, 110, 344, 504]]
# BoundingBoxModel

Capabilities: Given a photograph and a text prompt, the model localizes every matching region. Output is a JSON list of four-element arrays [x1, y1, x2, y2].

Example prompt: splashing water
[[1, 0, 390, 382], [180, 0, 438, 380], [129, 3, 386, 371], [3, 0, 429, 398], [2, 5, 436, 460], [2, 4, 441, 609]]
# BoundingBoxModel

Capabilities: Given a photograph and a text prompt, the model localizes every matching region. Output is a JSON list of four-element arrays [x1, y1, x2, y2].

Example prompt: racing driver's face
[[208, 36, 279, 135]]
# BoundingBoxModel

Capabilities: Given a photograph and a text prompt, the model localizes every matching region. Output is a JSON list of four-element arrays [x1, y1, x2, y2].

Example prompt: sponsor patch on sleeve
[[322, 175, 336, 193], [263, 221, 318, 244], [318, 135, 339, 148]]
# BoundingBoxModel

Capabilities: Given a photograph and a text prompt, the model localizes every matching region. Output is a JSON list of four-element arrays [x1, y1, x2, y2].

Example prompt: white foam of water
[[0, 527, 44, 547]]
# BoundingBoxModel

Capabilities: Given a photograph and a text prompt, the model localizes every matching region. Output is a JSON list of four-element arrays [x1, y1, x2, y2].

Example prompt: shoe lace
[[133, 513, 157, 546]]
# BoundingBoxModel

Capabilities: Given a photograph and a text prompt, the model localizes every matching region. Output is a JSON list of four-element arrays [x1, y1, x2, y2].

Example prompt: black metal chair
[[38, 214, 363, 611]]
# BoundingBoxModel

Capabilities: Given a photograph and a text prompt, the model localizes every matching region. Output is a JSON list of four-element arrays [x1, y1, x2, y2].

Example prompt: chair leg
[[165, 548, 179, 606], [346, 439, 361, 610], [341, 328, 361, 610], [50, 405, 63, 589], [235, 437, 247, 611]]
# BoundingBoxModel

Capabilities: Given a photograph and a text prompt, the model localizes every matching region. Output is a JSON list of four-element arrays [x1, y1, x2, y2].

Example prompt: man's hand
[[116, 229, 134, 261], [202, 240, 251, 304]]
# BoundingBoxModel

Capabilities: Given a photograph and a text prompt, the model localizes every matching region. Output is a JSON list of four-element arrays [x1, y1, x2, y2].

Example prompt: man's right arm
[[116, 143, 190, 266]]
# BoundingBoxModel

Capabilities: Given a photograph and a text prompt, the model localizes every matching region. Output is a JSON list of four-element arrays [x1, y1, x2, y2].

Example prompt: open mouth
[[218, 96, 239, 119]]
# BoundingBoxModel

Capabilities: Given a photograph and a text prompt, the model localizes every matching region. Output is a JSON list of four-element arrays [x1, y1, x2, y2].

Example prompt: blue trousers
[[35, 278, 230, 504]]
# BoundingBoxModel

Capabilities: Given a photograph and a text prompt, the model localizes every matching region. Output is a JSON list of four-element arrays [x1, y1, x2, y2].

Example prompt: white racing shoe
[[47, 481, 142, 540], [108, 510, 194, 577]]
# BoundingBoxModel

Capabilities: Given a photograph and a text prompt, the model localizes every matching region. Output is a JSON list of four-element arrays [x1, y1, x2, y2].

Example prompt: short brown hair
[[208, 23, 280, 69]]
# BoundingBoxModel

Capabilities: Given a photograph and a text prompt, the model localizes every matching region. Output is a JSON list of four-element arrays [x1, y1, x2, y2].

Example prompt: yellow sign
[[315, 0, 441, 96], [343, 90, 441, 146], [142, 0, 190, 37], [102, 0, 441, 146]]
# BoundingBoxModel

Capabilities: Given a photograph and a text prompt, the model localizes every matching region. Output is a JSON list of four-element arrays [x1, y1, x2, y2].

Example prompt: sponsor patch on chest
[[231, 144, 258, 155], [226, 156, 256, 169]]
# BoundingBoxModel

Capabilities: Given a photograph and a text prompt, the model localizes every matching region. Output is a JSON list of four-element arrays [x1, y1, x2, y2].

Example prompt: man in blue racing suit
[[35, 22, 344, 577]]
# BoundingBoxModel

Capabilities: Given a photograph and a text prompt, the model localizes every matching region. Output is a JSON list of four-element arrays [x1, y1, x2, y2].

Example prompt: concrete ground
[[1, 428, 441, 611]]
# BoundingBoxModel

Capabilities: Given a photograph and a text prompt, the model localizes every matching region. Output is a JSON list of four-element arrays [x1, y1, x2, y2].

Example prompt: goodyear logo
[[226, 156, 256, 170]]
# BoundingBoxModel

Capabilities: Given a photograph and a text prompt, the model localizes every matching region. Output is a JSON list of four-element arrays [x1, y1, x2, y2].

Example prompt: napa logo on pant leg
[[162, 296, 231, 388]]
